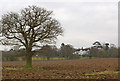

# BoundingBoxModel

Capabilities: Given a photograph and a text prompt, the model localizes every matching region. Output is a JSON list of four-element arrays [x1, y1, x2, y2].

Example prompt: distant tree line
[[2, 43, 80, 61], [84, 41, 118, 58], [2, 41, 119, 61], [35, 43, 80, 60], [2, 49, 26, 61], [85, 46, 118, 58]]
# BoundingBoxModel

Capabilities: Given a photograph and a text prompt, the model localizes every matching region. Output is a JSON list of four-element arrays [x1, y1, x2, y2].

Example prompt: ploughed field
[[2, 58, 119, 79]]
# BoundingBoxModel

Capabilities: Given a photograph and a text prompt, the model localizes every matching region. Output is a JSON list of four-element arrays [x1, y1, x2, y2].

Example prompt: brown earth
[[2, 58, 119, 79]]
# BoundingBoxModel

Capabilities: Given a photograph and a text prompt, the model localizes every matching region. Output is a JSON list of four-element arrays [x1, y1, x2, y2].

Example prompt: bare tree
[[60, 43, 75, 59], [38, 45, 57, 60], [0, 5, 63, 68]]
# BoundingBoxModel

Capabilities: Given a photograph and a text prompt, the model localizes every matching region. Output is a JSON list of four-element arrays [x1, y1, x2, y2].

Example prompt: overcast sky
[[0, 0, 118, 50]]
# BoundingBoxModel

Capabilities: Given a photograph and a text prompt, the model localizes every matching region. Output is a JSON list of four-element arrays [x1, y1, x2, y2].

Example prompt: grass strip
[[3, 67, 43, 71], [84, 71, 120, 76]]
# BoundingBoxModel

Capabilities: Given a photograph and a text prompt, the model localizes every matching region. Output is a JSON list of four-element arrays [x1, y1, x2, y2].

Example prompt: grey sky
[[0, 0, 118, 50]]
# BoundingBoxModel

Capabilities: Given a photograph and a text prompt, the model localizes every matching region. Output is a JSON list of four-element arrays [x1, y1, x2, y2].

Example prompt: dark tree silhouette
[[60, 44, 75, 59], [0, 5, 63, 68], [38, 45, 57, 60]]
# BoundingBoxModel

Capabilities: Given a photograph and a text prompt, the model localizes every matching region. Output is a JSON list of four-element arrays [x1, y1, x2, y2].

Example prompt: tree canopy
[[0, 5, 63, 49], [0, 5, 63, 68]]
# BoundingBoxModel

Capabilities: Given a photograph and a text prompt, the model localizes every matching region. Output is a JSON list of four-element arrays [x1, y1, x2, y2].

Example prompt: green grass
[[50, 57, 66, 60], [3, 67, 43, 71], [3, 67, 120, 76], [32, 57, 66, 61], [32, 57, 47, 61], [84, 71, 120, 76]]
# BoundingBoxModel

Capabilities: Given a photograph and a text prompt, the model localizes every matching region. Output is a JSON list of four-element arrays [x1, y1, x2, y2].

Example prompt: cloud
[[0, 1, 118, 50]]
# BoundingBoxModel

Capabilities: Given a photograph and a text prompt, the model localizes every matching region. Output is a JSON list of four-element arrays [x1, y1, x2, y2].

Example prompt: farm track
[[2, 58, 119, 79]]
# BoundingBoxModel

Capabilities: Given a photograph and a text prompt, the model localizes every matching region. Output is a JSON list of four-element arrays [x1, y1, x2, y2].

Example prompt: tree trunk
[[47, 57, 50, 61], [25, 53, 32, 68]]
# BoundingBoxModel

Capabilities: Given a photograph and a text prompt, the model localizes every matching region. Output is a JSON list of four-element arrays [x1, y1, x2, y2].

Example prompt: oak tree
[[0, 5, 63, 68]]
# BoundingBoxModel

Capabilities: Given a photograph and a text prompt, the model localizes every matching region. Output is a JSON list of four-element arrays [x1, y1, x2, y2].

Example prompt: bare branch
[[0, 5, 63, 53]]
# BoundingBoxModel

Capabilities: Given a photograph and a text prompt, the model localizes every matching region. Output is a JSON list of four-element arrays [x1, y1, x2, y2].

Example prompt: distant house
[[92, 41, 110, 50], [73, 47, 90, 55], [92, 41, 103, 49], [13, 46, 20, 50]]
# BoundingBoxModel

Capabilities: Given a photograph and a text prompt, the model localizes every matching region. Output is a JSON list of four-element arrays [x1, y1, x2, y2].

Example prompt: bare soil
[[2, 58, 119, 79]]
